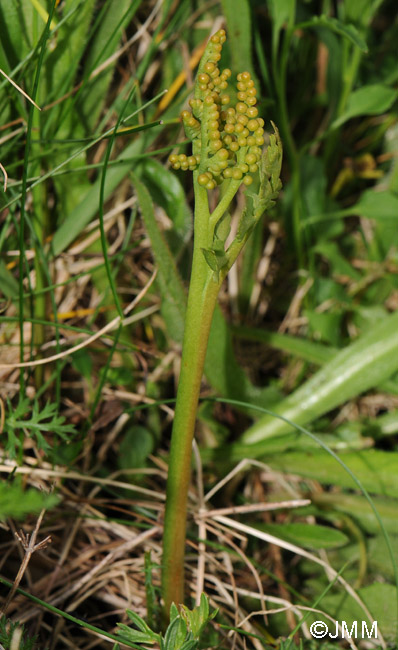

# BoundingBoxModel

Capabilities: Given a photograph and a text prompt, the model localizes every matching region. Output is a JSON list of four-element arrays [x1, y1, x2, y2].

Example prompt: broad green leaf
[[78, 0, 140, 126], [241, 310, 398, 445], [312, 492, 398, 534], [118, 425, 155, 472], [305, 309, 343, 346], [299, 15, 368, 52], [205, 422, 367, 465], [332, 84, 397, 129], [51, 138, 141, 255], [130, 171, 186, 343], [266, 0, 296, 56], [253, 522, 349, 549], [221, 0, 257, 83], [372, 408, 398, 437], [314, 241, 361, 279], [140, 158, 192, 245], [347, 189, 398, 220], [269, 449, 398, 498], [70, 349, 93, 382], [344, 0, 385, 27]]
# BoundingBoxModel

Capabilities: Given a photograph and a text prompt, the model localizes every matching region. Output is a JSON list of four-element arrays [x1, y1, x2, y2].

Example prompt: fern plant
[[4, 398, 77, 459], [161, 28, 282, 614]]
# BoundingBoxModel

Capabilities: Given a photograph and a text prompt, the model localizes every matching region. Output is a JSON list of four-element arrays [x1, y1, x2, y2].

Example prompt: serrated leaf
[[236, 124, 282, 244], [236, 206, 256, 242], [4, 399, 77, 457], [252, 123, 283, 219]]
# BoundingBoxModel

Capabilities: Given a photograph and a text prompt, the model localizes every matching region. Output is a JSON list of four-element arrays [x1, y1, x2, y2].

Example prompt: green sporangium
[[161, 28, 282, 617]]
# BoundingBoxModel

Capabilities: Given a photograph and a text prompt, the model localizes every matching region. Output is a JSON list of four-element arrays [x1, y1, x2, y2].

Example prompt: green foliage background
[[0, 0, 397, 647]]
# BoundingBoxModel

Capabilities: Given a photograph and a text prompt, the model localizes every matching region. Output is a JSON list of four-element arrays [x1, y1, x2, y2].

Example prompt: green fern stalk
[[161, 28, 282, 614]]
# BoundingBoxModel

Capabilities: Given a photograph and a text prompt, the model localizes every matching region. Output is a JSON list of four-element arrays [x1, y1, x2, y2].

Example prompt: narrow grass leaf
[[0, 576, 142, 648]]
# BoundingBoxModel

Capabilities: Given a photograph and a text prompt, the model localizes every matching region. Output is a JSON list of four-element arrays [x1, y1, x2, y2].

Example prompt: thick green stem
[[162, 185, 221, 614]]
